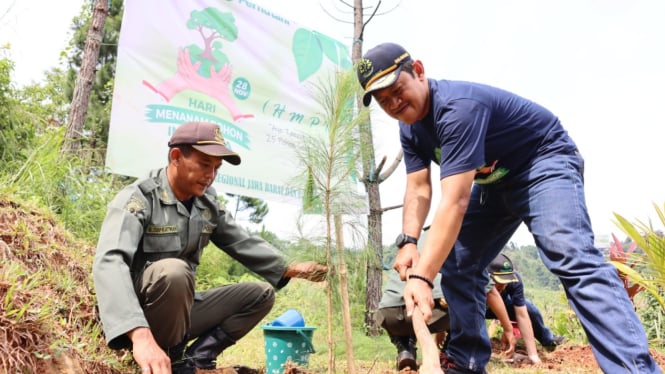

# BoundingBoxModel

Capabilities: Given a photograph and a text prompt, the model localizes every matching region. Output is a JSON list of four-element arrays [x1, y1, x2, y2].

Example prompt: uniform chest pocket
[[142, 233, 182, 261]]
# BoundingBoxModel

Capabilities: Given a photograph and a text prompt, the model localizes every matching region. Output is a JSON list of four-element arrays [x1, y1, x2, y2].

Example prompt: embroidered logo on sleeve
[[124, 195, 146, 215]]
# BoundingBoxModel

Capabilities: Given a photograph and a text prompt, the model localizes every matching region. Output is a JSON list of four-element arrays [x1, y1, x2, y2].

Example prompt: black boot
[[168, 339, 195, 374], [184, 326, 236, 370], [392, 334, 417, 371]]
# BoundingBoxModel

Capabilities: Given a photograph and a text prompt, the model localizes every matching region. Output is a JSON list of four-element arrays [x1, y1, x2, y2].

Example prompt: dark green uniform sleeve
[[209, 206, 289, 288], [92, 187, 151, 349]]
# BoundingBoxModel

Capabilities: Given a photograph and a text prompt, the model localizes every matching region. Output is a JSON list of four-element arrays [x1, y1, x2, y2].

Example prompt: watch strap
[[397, 234, 418, 249]]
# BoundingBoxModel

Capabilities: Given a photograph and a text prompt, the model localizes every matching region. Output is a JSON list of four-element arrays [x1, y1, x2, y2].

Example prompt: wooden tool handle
[[412, 307, 444, 374]]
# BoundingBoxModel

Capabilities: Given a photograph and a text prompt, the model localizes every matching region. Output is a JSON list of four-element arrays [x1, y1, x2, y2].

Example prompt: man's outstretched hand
[[285, 261, 328, 282]]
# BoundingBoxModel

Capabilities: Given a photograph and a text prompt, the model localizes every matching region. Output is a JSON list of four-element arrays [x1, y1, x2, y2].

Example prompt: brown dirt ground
[[187, 338, 665, 373], [484, 339, 665, 373], [392, 338, 665, 373]]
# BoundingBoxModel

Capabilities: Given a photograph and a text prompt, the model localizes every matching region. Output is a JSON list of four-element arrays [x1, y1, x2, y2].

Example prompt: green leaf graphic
[[315, 31, 351, 69], [337, 44, 352, 69], [316, 31, 340, 64], [292, 28, 324, 82]]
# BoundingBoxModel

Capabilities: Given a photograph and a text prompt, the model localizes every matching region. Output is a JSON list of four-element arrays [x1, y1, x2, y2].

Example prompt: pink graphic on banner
[[143, 49, 253, 122]]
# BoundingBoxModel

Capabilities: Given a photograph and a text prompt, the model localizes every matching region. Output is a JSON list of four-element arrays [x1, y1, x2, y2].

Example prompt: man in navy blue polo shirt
[[357, 42, 659, 374]]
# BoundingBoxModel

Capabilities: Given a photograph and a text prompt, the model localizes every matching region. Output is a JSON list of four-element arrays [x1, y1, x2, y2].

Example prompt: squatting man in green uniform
[[378, 230, 518, 371], [93, 121, 328, 374]]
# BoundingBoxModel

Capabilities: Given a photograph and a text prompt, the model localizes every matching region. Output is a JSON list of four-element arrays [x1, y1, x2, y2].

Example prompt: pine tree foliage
[[0, 55, 35, 169], [291, 67, 370, 374]]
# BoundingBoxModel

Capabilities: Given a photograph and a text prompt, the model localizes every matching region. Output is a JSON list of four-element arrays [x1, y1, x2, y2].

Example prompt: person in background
[[378, 229, 516, 371], [439, 268, 518, 366], [378, 230, 450, 371], [378, 268, 449, 371], [92, 121, 327, 374], [357, 42, 660, 373], [483, 285, 517, 359], [486, 253, 565, 364]]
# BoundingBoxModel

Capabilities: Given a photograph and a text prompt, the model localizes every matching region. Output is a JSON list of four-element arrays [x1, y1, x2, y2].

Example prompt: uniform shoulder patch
[[125, 195, 147, 215], [159, 189, 175, 204]]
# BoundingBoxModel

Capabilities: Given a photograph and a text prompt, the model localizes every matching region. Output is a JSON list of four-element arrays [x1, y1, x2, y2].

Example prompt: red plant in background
[[608, 233, 644, 301]]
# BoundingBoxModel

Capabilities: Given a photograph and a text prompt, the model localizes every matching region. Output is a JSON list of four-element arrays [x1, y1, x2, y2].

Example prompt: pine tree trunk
[[62, 0, 108, 155], [352, 0, 385, 337], [365, 182, 384, 336], [335, 214, 356, 374]]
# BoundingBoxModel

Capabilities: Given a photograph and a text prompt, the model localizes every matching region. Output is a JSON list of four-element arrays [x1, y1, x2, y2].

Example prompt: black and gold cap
[[488, 253, 519, 284], [357, 43, 412, 106]]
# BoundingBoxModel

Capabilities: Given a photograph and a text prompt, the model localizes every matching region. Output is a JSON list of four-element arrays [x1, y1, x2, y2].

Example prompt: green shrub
[[612, 203, 665, 311], [635, 291, 665, 348], [0, 56, 36, 168], [1, 126, 122, 241]]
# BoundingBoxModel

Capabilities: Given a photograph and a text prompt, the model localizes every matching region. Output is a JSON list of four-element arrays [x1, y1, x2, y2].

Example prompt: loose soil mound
[[0, 198, 128, 373]]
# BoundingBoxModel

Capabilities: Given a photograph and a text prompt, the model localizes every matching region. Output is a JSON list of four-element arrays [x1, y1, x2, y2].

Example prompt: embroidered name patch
[[146, 225, 178, 234]]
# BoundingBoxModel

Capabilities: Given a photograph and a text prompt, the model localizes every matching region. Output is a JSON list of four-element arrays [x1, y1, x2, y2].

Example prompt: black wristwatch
[[395, 233, 418, 249]]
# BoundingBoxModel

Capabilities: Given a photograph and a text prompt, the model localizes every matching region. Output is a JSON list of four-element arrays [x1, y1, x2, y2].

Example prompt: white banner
[[107, 0, 353, 204]]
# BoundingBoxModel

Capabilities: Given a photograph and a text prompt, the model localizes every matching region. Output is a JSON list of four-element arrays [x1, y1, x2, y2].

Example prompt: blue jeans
[[440, 152, 660, 373], [484, 298, 555, 345]]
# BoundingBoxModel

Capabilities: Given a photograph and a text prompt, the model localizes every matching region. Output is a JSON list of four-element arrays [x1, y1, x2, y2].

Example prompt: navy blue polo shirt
[[501, 272, 526, 307], [400, 79, 578, 183]]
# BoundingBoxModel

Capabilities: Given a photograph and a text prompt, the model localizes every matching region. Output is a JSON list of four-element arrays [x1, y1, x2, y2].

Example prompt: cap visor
[[362, 66, 403, 106], [192, 144, 241, 165], [491, 273, 519, 284]]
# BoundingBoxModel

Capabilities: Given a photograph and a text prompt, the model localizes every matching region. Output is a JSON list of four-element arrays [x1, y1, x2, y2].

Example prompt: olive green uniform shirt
[[379, 228, 444, 309], [379, 270, 444, 309], [93, 168, 289, 349]]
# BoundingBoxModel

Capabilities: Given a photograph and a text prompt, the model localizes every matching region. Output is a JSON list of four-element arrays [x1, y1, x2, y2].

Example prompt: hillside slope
[[0, 196, 128, 373]]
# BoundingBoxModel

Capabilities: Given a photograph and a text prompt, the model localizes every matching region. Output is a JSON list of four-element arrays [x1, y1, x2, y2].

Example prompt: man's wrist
[[408, 273, 434, 289], [283, 264, 296, 278], [127, 326, 152, 343], [398, 243, 418, 254], [395, 233, 418, 249]]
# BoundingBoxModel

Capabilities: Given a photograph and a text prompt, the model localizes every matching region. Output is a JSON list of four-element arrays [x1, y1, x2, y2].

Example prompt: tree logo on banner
[[142, 7, 254, 123]]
